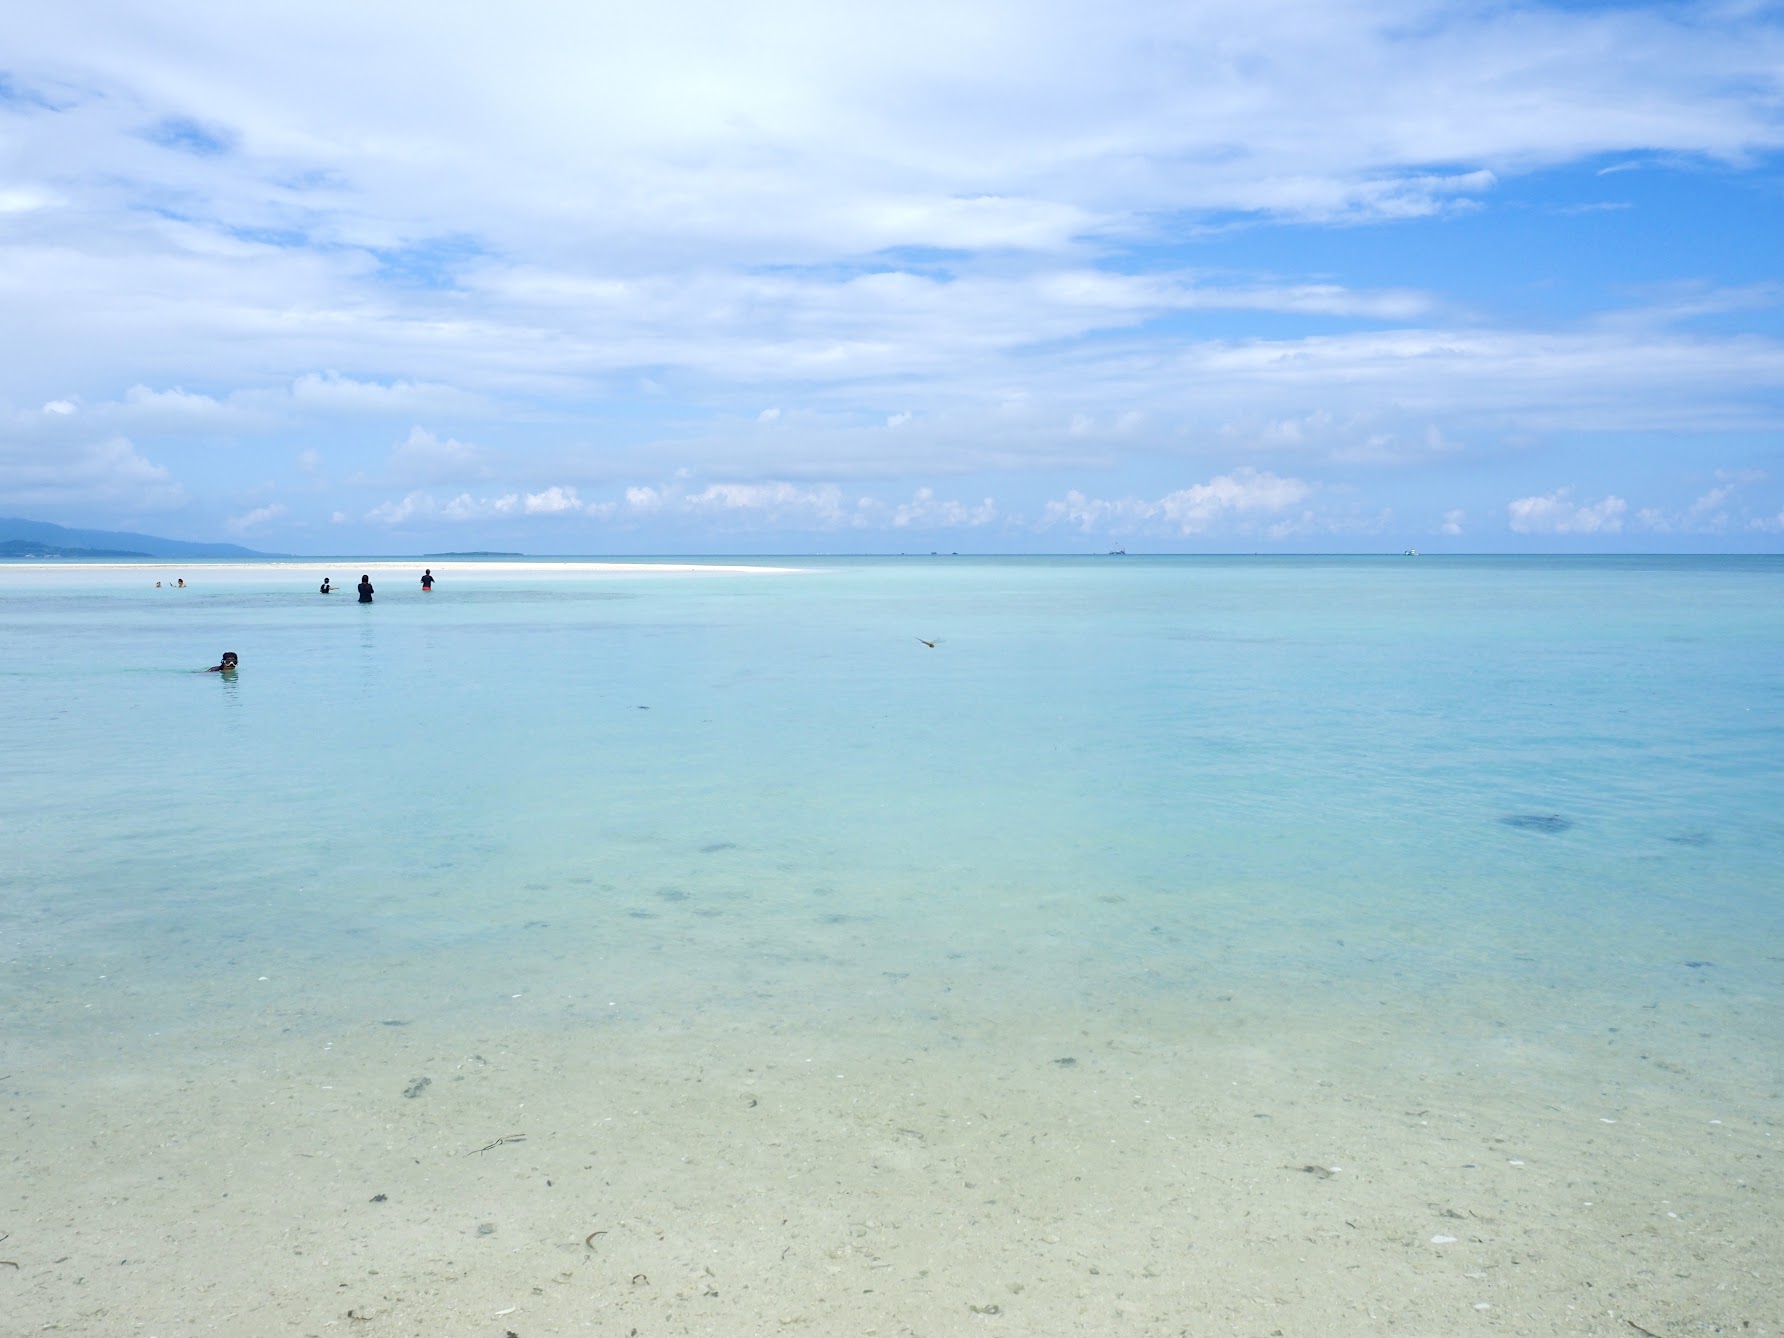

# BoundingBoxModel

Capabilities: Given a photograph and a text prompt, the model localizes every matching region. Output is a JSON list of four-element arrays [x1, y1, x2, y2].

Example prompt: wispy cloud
[[1507, 488, 1628, 535], [143, 116, 235, 157], [386, 426, 490, 486], [1042, 469, 1313, 536], [1635, 469, 1770, 533], [226, 502, 286, 533], [3, 0, 1781, 547], [0, 433, 185, 510]]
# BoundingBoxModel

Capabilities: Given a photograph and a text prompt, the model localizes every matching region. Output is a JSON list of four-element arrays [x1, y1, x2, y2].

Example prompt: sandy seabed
[[4, 991, 1777, 1338]]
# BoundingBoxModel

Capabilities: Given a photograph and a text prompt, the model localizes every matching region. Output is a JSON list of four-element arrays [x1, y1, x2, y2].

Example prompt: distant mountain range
[[0, 516, 278, 559]]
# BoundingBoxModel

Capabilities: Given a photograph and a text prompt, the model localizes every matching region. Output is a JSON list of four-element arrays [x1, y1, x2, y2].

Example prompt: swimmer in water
[[357, 574, 374, 603], [421, 568, 434, 591], [205, 651, 239, 673], [320, 577, 332, 593]]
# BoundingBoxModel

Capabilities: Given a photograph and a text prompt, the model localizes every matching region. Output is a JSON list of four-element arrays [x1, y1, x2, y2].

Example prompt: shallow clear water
[[2, 555, 1781, 1097]]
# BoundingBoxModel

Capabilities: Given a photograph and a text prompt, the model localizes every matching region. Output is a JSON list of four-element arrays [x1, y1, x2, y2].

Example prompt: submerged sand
[[4, 993, 1776, 1337]]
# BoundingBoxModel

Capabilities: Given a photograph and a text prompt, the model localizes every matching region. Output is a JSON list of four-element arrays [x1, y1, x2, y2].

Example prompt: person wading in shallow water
[[357, 574, 374, 603], [420, 568, 434, 592], [205, 651, 239, 673]]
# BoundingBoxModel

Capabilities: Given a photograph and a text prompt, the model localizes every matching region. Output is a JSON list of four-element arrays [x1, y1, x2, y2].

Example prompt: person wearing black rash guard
[[357, 574, 374, 603], [205, 651, 239, 673], [420, 568, 434, 592]]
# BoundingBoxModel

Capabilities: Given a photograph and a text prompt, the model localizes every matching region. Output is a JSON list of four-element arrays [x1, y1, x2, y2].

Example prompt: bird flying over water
[[916, 638, 936, 648]]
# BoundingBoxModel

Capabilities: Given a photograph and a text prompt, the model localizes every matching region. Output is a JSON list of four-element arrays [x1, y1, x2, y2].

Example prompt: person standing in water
[[357, 574, 374, 603], [319, 577, 332, 594], [205, 651, 239, 673], [420, 568, 434, 592]]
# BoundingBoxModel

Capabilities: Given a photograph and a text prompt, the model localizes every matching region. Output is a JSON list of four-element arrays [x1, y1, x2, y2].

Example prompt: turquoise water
[[2, 555, 1781, 1087]]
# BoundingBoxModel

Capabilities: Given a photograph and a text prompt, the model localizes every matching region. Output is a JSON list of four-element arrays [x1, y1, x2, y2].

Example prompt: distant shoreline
[[0, 557, 804, 576]]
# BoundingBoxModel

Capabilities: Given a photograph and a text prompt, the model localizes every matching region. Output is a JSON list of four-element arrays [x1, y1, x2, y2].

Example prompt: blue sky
[[3, 0, 1782, 554]]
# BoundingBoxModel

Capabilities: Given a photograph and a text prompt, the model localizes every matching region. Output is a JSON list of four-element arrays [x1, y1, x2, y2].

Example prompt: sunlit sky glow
[[4, 0, 1783, 553]]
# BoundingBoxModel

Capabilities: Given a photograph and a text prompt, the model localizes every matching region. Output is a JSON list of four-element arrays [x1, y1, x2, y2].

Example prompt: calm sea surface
[[3, 555, 1781, 1100]]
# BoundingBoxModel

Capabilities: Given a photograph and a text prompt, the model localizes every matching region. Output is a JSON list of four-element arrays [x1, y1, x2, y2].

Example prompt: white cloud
[[388, 425, 488, 484], [624, 485, 665, 514], [120, 384, 235, 427], [1634, 469, 1770, 533], [442, 492, 519, 520], [1684, 484, 1736, 526], [0, 433, 185, 510], [25, 375, 486, 440], [1442, 509, 1465, 536], [364, 492, 432, 526], [1043, 468, 1312, 535], [679, 482, 849, 527], [2, 2, 1782, 548], [18, 0, 1767, 257], [1506, 488, 1627, 534], [284, 371, 479, 415], [0, 186, 61, 213], [1217, 169, 1498, 224], [363, 483, 588, 524], [882, 487, 997, 529], [523, 485, 582, 514], [588, 478, 999, 531], [227, 502, 286, 533]]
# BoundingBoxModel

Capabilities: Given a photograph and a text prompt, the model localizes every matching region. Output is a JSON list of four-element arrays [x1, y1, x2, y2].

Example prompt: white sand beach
[[4, 992, 1775, 1337]]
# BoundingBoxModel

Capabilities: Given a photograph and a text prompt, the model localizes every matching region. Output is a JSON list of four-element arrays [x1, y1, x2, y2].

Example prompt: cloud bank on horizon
[[2, 0, 1782, 553]]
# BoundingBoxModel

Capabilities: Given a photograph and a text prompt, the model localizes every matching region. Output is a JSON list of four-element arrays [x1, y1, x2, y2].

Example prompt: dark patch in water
[[402, 1076, 430, 1099], [700, 842, 738, 854], [1501, 813, 1572, 834], [1683, 960, 1714, 969], [657, 888, 690, 902], [1665, 832, 1711, 847], [626, 909, 658, 919]]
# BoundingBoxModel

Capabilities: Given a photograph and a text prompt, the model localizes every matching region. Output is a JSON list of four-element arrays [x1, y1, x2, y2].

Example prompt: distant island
[[0, 516, 278, 559], [423, 551, 525, 558], [0, 538, 154, 558]]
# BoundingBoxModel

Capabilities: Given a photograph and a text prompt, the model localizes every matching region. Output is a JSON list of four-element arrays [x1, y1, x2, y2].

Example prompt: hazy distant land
[[0, 515, 276, 560]]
